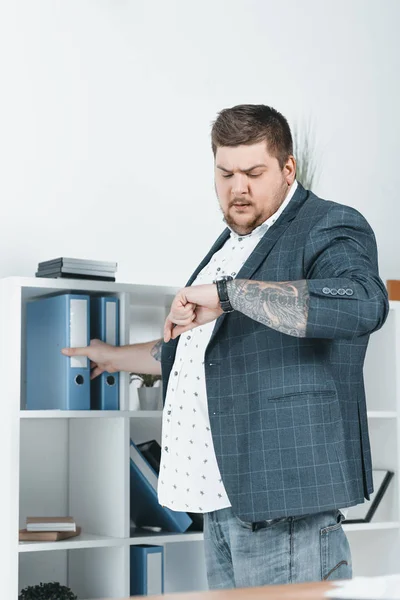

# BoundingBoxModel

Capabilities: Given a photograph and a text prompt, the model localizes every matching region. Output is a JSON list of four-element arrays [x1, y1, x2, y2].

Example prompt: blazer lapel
[[208, 184, 309, 345], [185, 228, 231, 287], [163, 228, 230, 362]]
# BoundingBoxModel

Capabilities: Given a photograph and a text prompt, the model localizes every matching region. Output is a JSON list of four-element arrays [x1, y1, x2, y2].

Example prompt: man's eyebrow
[[216, 164, 267, 173]]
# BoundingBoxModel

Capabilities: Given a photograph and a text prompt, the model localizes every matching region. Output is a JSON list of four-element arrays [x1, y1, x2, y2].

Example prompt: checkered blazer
[[161, 183, 389, 522]]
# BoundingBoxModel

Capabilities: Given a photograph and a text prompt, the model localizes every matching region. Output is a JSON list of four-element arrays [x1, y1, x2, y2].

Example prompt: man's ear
[[285, 155, 296, 185]]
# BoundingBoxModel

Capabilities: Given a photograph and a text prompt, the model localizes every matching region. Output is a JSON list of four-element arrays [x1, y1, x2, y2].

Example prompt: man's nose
[[231, 173, 248, 196]]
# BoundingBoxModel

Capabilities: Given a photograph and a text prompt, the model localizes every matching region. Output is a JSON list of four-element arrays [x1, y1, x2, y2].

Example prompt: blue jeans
[[203, 507, 352, 589]]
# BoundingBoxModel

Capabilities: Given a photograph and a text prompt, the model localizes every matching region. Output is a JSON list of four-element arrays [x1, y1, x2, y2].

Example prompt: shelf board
[[8, 276, 178, 306], [128, 410, 163, 418], [19, 410, 163, 419], [18, 532, 125, 553], [343, 521, 400, 532], [19, 531, 204, 552], [367, 411, 398, 419], [129, 531, 204, 545]]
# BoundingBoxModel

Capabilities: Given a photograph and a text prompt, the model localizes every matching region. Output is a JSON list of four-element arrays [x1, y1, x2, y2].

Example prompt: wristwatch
[[213, 275, 235, 313]]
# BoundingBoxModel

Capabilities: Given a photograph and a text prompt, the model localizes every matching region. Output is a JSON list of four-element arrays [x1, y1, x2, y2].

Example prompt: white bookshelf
[[1, 276, 400, 598]]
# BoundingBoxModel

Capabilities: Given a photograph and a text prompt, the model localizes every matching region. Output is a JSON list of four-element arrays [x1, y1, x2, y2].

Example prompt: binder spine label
[[105, 301, 117, 345], [69, 299, 88, 369], [147, 551, 163, 595]]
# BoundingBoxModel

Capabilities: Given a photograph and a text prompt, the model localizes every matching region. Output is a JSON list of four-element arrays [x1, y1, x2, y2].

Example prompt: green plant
[[292, 119, 319, 191], [19, 582, 77, 600], [130, 372, 162, 387]]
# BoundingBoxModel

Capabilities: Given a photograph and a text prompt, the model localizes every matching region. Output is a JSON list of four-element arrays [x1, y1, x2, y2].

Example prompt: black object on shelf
[[343, 470, 394, 524], [35, 257, 117, 282], [137, 439, 204, 532], [38, 257, 117, 271]]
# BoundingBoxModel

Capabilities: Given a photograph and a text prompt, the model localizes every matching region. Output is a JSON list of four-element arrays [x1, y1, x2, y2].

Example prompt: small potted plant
[[19, 582, 77, 600], [130, 373, 162, 410]]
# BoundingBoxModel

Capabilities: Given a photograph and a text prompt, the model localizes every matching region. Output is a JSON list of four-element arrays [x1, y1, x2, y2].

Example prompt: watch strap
[[215, 276, 234, 313]]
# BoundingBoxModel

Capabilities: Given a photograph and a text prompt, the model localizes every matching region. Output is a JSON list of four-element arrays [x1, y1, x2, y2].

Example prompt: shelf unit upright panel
[[0, 279, 23, 600], [68, 546, 129, 599], [363, 305, 397, 413], [128, 295, 165, 479], [127, 290, 167, 440], [128, 298, 170, 411]]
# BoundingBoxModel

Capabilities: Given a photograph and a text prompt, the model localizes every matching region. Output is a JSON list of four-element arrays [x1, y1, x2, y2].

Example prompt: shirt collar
[[226, 180, 298, 241]]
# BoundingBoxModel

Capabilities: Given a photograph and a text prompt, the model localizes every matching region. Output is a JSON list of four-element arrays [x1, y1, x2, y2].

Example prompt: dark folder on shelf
[[130, 439, 193, 533], [137, 439, 203, 531], [90, 296, 120, 410]]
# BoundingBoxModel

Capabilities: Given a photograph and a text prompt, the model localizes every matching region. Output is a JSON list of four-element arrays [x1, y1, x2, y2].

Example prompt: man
[[62, 105, 389, 589]]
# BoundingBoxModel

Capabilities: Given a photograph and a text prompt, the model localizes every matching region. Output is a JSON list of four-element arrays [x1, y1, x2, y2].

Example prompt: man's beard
[[219, 181, 289, 235], [222, 206, 262, 235]]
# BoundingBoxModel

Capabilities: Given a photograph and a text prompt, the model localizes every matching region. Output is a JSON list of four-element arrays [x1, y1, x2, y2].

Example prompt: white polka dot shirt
[[158, 183, 298, 513]]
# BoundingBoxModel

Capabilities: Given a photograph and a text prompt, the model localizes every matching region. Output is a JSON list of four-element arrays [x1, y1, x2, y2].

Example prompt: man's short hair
[[211, 104, 293, 169]]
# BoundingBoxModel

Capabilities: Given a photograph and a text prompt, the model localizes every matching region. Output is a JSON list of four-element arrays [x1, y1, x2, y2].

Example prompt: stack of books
[[19, 516, 81, 541], [35, 257, 117, 282]]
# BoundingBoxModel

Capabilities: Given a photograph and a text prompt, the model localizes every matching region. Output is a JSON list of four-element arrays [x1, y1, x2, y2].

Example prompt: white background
[[0, 0, 398, 288]]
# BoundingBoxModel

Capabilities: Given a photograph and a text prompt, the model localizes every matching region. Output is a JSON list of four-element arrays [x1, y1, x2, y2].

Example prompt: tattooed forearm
[[226, 279, 309, 337], [150, 339, 163, 362]]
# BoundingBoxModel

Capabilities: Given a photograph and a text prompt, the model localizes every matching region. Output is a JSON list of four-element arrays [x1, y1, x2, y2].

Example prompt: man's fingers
[[170, 316, 195, 326], [179, 302, 195, 316], [90, 366, 103, 380], [164, 317, 174, 343], [61, 346, 89, 356], [170, 306, 195, 320]]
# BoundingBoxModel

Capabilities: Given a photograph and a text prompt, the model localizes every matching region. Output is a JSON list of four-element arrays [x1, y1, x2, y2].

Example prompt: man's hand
[[61, 339, 118, 379], [164, 284, 223, 342]]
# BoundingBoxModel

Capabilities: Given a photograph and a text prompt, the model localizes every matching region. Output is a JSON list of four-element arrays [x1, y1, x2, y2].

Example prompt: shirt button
[[217, 267, 221, 271], [187, 336, 191, 340], [174, 371, 178, 376], [231, 272, 236, 276], [322, 287, 330, 294], [238, 237, 243, 242], [164, 446, 168, 452]]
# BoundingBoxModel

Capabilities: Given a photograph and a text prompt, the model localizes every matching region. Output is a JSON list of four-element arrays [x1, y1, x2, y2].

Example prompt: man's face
[[215, 141, 295, 235]]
